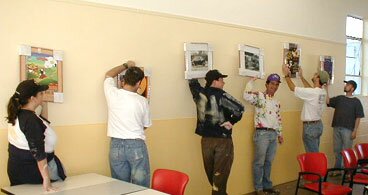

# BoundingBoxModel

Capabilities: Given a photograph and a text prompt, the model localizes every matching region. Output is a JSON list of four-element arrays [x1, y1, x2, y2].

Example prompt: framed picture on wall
[[283, 42, 301, 78], [184, 42, 213, 79], [117, 67, 151, 102], [19, 45, 63, 103], [238, 44, 265, 78], [320, 55, 334, 84]]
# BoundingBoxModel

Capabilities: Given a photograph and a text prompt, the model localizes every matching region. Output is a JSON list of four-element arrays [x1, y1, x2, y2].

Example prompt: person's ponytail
[[6, 93, 24, 125]]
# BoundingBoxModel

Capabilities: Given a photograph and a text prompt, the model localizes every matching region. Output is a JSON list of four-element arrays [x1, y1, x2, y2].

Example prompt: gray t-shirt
[[328, 95, 364, 130]]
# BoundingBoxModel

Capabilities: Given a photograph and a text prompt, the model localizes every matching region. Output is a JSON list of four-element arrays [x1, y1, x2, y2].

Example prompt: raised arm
[[299, 67, 312, 88], [243, 77, 260, 106], [105, 60, 135, 78], [40, 102, 48, 119], [325, 84, 330, 105], [188, 79, 202, 100], [282, 64, 296, 91]]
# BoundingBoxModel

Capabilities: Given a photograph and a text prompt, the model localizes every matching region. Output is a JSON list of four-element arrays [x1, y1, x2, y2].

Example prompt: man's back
[[104, 77, 151, 140], [294, 87, 326, 121], [188, 79, 244, 138]]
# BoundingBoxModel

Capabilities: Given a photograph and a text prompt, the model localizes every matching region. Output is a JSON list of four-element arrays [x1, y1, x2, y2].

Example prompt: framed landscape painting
[[184, 42, 213, 79], [19, 45, 63, 102], [239, 44, 265, 78]]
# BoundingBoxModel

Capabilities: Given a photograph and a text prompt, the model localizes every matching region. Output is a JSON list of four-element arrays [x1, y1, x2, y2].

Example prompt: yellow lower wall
[[3, 109, 367, 195]]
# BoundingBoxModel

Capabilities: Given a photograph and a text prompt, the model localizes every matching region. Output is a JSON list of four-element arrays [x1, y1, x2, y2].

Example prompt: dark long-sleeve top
[[189, 79, 244, 138], [7, 109, 61, 186], [8, 109, 56, 161]]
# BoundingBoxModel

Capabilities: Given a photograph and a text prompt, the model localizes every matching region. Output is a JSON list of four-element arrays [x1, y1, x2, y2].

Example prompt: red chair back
[[152, 169, 189, 195], [297, 152, 328, 181], [341, 148, 359, 168], [355, 143, 368, 160]]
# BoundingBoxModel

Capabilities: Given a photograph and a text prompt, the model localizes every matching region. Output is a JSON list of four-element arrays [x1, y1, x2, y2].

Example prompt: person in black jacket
[[6, 79, 66, 192], [189, 70, 244, 195]]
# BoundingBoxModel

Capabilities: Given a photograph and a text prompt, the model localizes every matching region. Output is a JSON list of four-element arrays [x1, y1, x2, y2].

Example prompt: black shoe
[[330, 171, 342, 177], [263, 188, 280, 195]]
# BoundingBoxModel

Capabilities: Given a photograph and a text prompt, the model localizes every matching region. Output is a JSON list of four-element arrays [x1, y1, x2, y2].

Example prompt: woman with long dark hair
[[6, 79, 66, 192]]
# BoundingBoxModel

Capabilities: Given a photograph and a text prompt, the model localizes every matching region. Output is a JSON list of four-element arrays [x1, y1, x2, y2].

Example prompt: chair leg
[[295, 175, 301, 195]]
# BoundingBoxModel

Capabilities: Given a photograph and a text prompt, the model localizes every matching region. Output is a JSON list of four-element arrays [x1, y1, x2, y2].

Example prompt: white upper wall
[[81, 0, 368, 43]]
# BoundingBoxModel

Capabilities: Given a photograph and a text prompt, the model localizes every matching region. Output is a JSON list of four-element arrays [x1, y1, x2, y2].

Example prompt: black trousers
[[201, 137, 234, 195], [7, 144, 66, 186]]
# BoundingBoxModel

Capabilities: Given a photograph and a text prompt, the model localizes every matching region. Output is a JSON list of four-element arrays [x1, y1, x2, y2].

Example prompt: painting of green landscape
[[26, 52, 58, 91]]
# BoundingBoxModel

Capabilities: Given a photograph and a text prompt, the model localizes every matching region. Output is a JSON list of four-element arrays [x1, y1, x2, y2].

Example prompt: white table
[[129, 189, 169, 195], [1, 173, 167, 195]]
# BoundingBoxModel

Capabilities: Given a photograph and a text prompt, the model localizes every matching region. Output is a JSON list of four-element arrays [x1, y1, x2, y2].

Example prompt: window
[[345, 16, 363, 94]]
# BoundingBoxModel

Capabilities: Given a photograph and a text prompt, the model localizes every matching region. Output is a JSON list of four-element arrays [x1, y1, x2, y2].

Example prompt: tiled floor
[[245, 175, 365, 195]]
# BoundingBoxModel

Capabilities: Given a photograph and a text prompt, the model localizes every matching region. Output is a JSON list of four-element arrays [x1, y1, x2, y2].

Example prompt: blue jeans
[[109, 138, 150, 187], [333, 127, 353, 168], [303, 121, 323, 152], [253, 130, 278, 191]]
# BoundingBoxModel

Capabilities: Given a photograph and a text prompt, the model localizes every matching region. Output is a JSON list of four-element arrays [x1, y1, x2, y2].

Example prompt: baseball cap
[[15, 79, 49, 99], [267, 73, 281, 83], [318, 70, 329, 84], [205, 69, 227, 87], [344, 80, 357, 91]]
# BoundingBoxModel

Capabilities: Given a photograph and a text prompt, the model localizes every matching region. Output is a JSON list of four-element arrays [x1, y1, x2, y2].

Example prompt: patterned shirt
[[243, 80, 282, 135]]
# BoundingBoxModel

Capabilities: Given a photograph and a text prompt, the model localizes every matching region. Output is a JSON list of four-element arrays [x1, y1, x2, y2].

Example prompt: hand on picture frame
[[298, 67, 304, 78], [250, 76, 258, 81], [282, 64, 291, 77], [123, 60, 136, 69]]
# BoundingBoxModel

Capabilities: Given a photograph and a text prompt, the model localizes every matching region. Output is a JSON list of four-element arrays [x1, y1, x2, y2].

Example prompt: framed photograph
[[320, 55, 334, 84], [184, 43, 213, 79], [238, 44, 265, 78], [117, 67, 151, 102], [283, 42, 301, 78], [19, 45, 63, 102]]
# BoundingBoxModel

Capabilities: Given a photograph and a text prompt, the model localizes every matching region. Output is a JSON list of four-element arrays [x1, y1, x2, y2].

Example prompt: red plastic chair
[[152, 169, 189, 195], [296, 152, 352, 195], [355, 143, 368, 174], [341, 148, 368, 194], [355, 143, 368, 160]]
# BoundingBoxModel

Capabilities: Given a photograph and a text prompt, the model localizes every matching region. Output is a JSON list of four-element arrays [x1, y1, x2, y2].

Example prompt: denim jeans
[[109, 138, 150, 187], [302, 121, 323, 152], [48, 158, 62, 181], [253, 130, 278, 191], [333, 127, 353, 168], [201, 137, 234, 195]]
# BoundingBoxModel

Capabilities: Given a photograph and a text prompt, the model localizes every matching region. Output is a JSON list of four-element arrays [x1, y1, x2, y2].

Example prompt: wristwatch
[[122, 63, 128, 69]]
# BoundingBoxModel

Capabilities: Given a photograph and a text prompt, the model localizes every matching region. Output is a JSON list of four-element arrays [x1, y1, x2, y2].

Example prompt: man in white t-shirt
[[282, 65, 329, 152], [104, 61, 152, 187]]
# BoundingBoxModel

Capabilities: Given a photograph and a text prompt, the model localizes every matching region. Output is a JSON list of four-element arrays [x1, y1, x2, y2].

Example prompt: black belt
[[303, 120, 321, 124], [256, 127, 275, 131]]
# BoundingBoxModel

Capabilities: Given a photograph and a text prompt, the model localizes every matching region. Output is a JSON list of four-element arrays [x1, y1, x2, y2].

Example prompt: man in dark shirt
[[326, 80, 364, 170], [188, 70, 244, 195]]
